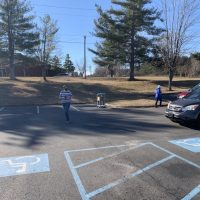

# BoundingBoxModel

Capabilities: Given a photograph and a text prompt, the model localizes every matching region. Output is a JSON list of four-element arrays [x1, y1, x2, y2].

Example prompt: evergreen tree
[[48, 55, 64, 76], [91, 0, 162, 80], [192, 53, 200, 62], [89, 5, 123, 77], [0, 0, 39, 79], [50, 55, 62, 69], [63, 54, 75, 73]]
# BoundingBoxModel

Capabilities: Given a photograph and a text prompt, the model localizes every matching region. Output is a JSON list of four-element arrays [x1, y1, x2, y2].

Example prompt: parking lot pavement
[[65, 142, 200, 200], [0, 105, 199, 200]]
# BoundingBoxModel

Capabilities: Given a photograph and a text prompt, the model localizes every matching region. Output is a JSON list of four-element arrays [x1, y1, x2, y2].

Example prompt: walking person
[[154, 85, 162, 107], [59, 86, 72, 122]]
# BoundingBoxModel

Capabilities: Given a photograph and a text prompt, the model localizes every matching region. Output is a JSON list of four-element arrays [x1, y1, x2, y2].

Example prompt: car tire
[[196, 115, 200, 128]]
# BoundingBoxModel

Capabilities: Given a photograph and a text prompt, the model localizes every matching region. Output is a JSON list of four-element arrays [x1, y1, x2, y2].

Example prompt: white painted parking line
[[67, 144, 137, 153], [71, 105, 80, 112], [65, 142, 200, 200], [87, 155, 175, 199], [64, 152, 88, 200], [74, 143, 148, 169], [150, 143, 200, 169], [182, 184, 200, 200], [0, 107, 5, 112]]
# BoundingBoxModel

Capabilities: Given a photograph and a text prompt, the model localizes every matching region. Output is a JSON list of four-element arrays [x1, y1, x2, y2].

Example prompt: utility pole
[[84, 35, 86, 79]]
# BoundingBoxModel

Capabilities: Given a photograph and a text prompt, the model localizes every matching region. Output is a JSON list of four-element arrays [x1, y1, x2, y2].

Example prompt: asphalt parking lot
[[0, 105, 199, 200]]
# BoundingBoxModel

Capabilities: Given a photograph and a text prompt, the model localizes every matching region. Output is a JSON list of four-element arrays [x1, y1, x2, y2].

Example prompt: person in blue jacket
[[154, 85, 162, 107]]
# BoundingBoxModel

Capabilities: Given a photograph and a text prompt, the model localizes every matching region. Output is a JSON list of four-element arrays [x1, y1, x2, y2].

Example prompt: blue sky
[[30, 0, 200, 73], [30, 0, 111, 73]]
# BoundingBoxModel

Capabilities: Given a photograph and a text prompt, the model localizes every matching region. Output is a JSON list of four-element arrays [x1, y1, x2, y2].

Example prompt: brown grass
[[0, 76, 199, 107]]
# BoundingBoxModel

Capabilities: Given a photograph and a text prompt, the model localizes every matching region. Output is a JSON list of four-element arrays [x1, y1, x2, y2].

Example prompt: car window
[[185, 87, 200, 100], [191, 83, 200, 91]]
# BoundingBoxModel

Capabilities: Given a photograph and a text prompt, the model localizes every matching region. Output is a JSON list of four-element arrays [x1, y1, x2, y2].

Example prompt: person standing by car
[[59, 86, 72, 122], [154, 85, 162, 107]]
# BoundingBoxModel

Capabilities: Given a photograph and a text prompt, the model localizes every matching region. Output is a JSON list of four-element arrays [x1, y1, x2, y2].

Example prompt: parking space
[[0, 105, 199, 200], [65, 142, 200, 200]]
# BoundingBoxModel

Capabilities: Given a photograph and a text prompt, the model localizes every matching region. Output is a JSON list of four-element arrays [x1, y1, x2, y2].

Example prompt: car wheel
[[195, 115, 200, 128], [171, 119, 178, 123]]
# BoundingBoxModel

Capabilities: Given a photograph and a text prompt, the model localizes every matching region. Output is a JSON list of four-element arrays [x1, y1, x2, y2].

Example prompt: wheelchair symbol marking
[[170, 138, 200, 153], [0, 156, 41, 174], [177, 139, 200, 147], [0, 154, 49, 177]]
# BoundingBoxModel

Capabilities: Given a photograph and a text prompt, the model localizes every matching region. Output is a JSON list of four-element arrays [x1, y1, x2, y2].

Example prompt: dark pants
[[155, 97, 162, 107], [62, 102, 71, 121]]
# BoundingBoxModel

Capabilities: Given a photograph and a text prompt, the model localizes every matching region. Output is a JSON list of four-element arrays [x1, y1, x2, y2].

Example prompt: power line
[[60, 34, 94, 38], [34, 11, 96, 18], [32, 4, 96, 11], [55, 40, 96, 45]]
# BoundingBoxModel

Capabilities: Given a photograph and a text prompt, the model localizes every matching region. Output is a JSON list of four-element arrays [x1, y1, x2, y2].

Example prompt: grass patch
[[0, 76, 199, 107]]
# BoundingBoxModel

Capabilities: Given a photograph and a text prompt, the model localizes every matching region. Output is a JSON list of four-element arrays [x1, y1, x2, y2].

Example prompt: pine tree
[[50, 55, 62, 69], [63, 54, 75, 73], [192, 53, 200, 62], [0, 0, 39, 79], [48, 55, 64, 76], [89, 5, 123, 77], [91, 0, 162, 80]]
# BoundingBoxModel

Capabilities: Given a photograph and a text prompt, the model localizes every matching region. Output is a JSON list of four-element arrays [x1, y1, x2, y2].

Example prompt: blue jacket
[[155, 88, 162, 99]]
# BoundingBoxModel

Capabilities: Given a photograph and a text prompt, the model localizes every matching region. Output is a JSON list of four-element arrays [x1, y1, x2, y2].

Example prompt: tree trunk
[[168, 68, 174, 91], [23, 68, 26, 77], [129, 7, 136, 81], [9, 66, 15, 80], [42, 67, 47, 81], [9, 46, 15, 80], [129, 39, 136, 81], [8, 18, 15, 80], [129, 63, 135, 81], [110, 69, 114, 78], [42, 32, 47, 81]]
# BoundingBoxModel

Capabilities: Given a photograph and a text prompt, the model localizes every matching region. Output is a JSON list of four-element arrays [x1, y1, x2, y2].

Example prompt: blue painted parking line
[[150, 143, 200, 169], [65, 142, 200, 200], [170, 138, 200, 153], [65, 143, 148, 200], [87, 155, 175, 199], [67, 144, 137, 153], [74, 157, 104, 169], [64, 152, 89, 200], [74, 143, 148, 169], [182, 185, 200, 200], [0, 154, 50, 177]]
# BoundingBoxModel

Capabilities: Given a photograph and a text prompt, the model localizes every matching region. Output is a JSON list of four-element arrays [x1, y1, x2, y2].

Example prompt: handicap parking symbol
[[0, 154, 50, 177], [170, 138, 200, 153]]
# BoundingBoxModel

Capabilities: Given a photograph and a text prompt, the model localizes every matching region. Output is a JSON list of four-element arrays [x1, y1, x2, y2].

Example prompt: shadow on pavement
[[0, 105, 192, 149]]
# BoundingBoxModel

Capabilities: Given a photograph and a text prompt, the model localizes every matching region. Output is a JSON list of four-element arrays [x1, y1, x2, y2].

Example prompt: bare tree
[[157, 0, 200, 90], [190, 57, 200, 77], [36, 15, 59, 81], [76, 60, 84, 77]]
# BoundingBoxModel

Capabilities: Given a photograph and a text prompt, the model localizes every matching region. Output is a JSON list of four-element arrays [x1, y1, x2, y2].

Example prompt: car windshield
[[191, 83, 200, 91], [185, 87, 200, 100]]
